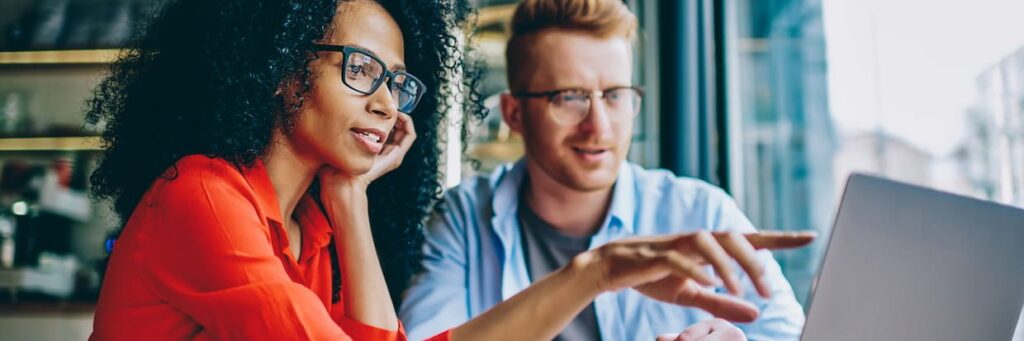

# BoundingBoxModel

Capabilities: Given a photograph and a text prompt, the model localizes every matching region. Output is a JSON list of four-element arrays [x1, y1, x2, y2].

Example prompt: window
[[725, 0, 834, 307], [726, 2, 1024, 334]]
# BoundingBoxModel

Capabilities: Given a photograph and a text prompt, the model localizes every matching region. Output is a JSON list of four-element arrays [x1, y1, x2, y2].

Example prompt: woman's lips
[[351, 128, 386, 154]]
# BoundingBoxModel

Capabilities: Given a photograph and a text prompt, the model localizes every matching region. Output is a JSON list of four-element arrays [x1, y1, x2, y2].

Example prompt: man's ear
[[500, 92, 525, 134]]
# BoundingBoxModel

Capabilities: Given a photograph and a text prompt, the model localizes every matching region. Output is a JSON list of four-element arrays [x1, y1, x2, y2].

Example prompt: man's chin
[[562, 170, 619, 192]]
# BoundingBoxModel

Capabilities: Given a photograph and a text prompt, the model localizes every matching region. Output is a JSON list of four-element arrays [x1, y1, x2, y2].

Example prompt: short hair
[[505, 0, 638, 92]]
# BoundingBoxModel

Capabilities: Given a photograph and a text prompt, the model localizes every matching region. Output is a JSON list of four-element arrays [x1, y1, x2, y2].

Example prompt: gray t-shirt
[[518, 196, 601, 341]]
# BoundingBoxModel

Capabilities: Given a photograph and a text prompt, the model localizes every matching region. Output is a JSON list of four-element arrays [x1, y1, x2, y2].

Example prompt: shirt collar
[[491, 160, 527, 219], [294, 195, 335, 261], [607, 162, 636, 235], [240, 159, 333, 261], [491, 159, 636, 235], [240, 158, 284, 225]]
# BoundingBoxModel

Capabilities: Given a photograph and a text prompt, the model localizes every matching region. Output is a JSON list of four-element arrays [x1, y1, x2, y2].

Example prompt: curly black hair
[[85, 0, 486, 305]]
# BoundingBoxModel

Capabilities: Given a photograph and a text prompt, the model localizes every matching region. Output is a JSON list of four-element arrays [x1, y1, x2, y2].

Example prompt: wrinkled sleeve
[[139, 172, 404, 340], [398, 194, 470, 341]]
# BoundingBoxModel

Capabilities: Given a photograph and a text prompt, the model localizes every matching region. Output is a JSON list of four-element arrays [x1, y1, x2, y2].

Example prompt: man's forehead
[[520, 31, 633, 87], [529, 30, 630, 51]]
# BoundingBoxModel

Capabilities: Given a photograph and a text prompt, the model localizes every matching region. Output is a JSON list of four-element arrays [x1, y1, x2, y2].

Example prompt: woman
[[88, 0, 478, 339]]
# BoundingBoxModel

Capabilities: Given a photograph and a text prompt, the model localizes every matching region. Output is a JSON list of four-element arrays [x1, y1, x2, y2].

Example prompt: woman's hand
[[314, 113, 416, 332], [656, 319, 747, 341], [364, 112, 417, 183], [576, 231, 815, 322], [319, 112, 417, 192]]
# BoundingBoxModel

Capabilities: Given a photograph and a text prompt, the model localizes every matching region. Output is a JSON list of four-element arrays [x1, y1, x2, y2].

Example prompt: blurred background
[[0, 0, 1022, 339]]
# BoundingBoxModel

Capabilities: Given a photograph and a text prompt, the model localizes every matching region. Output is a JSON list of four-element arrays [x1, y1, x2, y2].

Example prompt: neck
[[263, 132, 318, 221], [523, 161, 614, 237]]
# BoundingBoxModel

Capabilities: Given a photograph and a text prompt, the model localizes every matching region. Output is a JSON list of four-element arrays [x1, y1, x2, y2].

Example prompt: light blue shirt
[[400, 160, 805, 340]]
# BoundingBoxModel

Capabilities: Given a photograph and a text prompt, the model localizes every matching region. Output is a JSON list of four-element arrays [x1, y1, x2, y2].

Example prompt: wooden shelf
[[478, 4, 516, 27], [0, 302, 95, 316], [468, 140, 523, 161], [0, 49, 122, 65], [0, 137, 102, 151]]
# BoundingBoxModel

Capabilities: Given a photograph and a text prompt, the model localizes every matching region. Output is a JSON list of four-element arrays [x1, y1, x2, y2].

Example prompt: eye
[[561, 92, 588, 103], [605, 90, 622, 101], [347, 64, 366, 77]]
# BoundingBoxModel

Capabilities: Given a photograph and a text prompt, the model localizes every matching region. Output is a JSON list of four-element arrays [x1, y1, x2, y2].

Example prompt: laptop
[[800, 173, 1024, 341]]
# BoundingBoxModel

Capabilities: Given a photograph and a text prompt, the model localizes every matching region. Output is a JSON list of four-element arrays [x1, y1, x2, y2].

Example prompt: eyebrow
[[342, 43, 407, 71]]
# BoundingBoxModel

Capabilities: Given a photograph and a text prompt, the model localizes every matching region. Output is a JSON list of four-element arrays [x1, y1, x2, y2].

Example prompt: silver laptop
[[801, 173, 1024, 341]]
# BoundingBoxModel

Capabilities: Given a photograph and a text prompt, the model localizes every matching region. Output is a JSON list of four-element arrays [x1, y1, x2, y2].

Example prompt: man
[[401, 0, 807, 339]]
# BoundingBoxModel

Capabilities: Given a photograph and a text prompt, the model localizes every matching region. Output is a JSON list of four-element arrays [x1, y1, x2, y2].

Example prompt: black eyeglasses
[[312, 43, 427, 114], [512, 86, 644, 125]]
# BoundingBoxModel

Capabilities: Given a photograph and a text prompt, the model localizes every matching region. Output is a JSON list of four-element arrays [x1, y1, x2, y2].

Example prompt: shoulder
[[628, 164, 733, 206], [625, 163, 752, 232], [149, 155, 248, 197], [137, 154, 260, 225], [437, 164, 512, 212]]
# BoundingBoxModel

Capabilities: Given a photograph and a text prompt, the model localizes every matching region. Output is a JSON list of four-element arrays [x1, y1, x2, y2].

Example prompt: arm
[[399, 204, 471, 340], [321, 181, 399, 331], [317, 112, 417, 331], [449, 231, 815, 341], [449, 252, 602, 340]]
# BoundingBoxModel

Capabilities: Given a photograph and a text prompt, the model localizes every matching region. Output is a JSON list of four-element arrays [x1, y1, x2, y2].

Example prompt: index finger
[[384, 113, 415, 153], [744, 231, 816, 250], [396, 113, 417, 148]]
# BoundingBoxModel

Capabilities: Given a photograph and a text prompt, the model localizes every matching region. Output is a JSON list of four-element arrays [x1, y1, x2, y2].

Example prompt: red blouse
[[91, 155, 447, 340]]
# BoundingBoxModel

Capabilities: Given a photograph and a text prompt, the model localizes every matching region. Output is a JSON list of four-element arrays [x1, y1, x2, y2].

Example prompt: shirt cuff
[[336, 315, 407, 341]]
